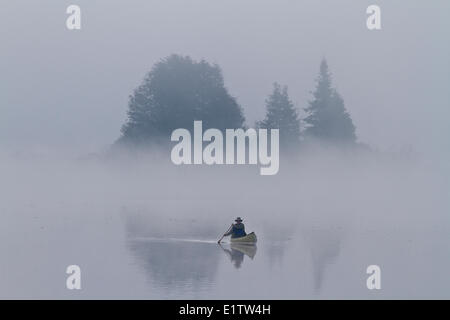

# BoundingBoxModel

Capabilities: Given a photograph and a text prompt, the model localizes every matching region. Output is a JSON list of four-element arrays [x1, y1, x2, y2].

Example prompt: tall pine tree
[[258, 83, 301, 150], [304, 59, 356, 144]]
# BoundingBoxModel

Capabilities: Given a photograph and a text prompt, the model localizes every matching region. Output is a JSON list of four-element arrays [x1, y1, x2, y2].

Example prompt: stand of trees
[[117, 55, 245, 147], [116, 54, 357, 151]]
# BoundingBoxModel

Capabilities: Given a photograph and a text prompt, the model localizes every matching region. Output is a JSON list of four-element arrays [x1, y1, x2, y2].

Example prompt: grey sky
[[1, 0, 449, 155]]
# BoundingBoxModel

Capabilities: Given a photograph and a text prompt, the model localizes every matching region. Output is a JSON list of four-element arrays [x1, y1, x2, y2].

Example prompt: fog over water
[[1, 1, 450, 299], [1, 149, 449, 298]]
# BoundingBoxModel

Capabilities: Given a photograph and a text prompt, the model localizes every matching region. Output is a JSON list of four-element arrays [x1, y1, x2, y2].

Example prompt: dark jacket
[[225, 223, 246, 238]]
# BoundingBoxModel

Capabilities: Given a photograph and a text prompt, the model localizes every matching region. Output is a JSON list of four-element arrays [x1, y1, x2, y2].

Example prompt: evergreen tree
[[117, 54, 245, 146], [258, 83, 301, 150], [304, 59, 356, 144]]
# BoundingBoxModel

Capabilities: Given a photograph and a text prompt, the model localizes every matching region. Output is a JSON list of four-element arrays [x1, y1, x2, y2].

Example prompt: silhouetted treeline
[[116, 54, 358, 151]]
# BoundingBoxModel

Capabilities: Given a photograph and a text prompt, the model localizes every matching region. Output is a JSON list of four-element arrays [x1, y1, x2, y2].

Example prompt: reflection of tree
[[260, 222, 294, 269], [220, 244, 257, 269], [127, 240, 221, 291], [304, 228, 341, 293], [265, 243, 286, 269]]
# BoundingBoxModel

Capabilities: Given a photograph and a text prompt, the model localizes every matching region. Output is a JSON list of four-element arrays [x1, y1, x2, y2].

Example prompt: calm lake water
[[1, 207, 449, 299], [1, 155, 449, 299]]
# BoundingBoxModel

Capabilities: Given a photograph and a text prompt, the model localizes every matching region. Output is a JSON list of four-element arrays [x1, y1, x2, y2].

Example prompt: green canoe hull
[[230, 232, 257, 244]]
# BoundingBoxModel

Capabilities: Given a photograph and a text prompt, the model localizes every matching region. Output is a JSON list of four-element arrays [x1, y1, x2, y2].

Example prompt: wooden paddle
[[217, 224, 233, 244]]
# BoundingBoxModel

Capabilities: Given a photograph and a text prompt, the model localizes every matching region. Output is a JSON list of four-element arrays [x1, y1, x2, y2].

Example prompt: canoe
[[230, 232, 257, 244]]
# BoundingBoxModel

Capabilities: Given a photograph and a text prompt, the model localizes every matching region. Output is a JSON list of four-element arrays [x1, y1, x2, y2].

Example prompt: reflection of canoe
[[230, 243, 257, 259], [230, 232, 257, 244]]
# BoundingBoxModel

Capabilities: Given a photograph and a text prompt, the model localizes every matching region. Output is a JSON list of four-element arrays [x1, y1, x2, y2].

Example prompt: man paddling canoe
[[218, 217, 247, 243]]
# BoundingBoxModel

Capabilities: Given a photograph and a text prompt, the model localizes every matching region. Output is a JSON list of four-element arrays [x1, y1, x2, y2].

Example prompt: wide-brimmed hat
[[235, 217, 243, 222]]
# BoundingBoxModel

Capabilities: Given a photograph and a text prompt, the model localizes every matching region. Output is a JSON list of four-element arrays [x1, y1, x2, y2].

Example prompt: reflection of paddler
[[219, 243, 257, 269]]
